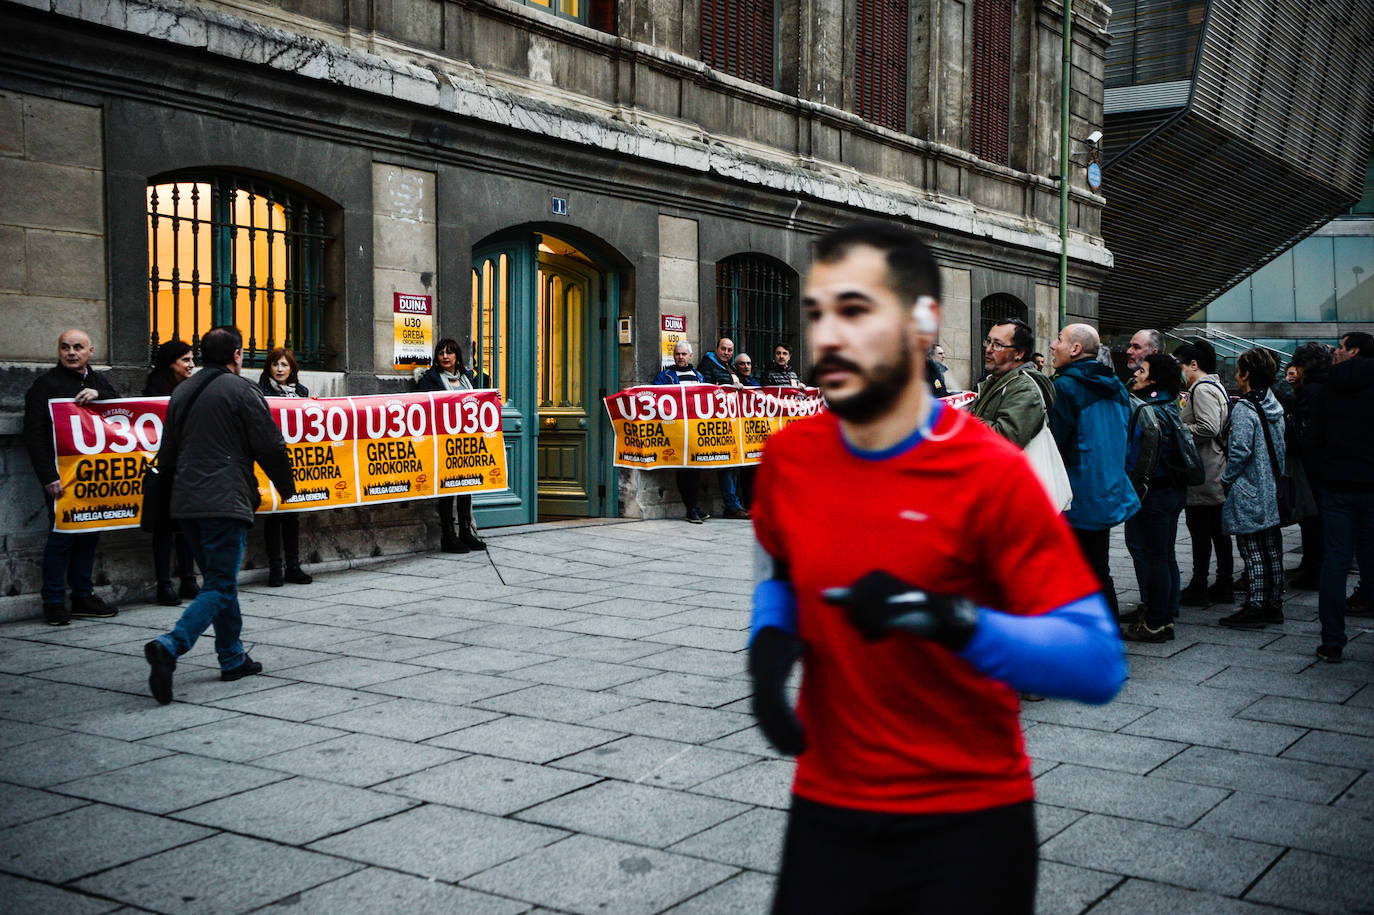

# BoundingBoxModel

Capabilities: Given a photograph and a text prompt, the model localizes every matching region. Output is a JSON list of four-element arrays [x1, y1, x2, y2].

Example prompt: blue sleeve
[[957, 593, 1126, 705], [749, 578, 797, 645]]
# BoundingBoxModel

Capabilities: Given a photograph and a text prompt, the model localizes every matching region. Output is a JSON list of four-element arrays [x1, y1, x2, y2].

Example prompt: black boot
[[1179, 581, 1209, 607], [1219, 603, 1267, 629], [459, 520, 486, 551], [179, 577, 200, 599], [268, 565, 285, 587], [441, 525, 468, 554], [284, 566, 313, 585], [156, 580, 181, 606]]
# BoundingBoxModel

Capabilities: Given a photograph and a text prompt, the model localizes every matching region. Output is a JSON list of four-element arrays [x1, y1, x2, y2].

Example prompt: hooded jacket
[[162, 366, 295, 523], [1221, 389, 1285, 535], [1309, 356, 1374, 492], [1181, 373, 1229, 505], [1049, 357, 1140, 530], [970, 361, 1056, 449]]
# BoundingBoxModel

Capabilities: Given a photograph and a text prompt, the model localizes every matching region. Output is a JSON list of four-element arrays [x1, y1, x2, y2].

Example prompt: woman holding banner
[[257, 348, 314, 586], [417, 338, 487, 553], [143, 340, 199, 606]]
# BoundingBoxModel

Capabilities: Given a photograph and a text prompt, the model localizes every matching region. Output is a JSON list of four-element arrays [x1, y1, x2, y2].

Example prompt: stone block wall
[[372, 164, 438, 377]]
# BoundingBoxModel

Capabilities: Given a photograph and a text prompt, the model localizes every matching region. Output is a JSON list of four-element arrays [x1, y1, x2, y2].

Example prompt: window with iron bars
[[717, 254, 798, 373], [147, 174, 332, 369], [980, 293, 1029, 345], [700, 0, 776, 89], [971, 0, 1013, 165], [855, 0, 909, 132]]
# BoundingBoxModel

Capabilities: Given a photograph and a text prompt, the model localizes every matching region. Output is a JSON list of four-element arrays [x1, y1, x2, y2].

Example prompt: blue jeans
[[156, 518, 249, 671], [718, 469, 743, 512], [1318, 490, 1374, 649], [42, 497, 97, 604], [1124, 485, 1186, 627]]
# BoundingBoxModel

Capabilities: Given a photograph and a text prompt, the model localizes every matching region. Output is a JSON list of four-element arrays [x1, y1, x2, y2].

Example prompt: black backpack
[[1129, 400, 1205, 493]]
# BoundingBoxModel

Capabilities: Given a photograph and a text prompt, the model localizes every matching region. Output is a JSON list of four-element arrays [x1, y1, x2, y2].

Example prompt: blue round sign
[[1086, 161, 1102, 191]]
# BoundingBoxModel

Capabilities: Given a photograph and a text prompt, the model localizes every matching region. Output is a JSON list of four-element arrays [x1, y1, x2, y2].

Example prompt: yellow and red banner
[[50, 390, 506, 532]]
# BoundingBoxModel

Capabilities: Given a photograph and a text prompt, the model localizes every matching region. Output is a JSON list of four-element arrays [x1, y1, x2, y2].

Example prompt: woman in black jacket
[[143, 340, 199, 605], [416, 338, 486, 553], [257, 348, 312, 586]]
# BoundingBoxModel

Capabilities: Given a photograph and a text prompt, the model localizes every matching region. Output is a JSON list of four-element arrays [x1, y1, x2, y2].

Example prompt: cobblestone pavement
[[1, 519, 1370, 914]]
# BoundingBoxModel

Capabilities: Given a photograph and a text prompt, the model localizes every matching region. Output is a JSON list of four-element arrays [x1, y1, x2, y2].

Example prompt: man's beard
[[807, 344, 913, 423]]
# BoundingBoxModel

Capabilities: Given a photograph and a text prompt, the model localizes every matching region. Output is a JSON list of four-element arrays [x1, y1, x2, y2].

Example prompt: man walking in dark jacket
[[23, 329, 121, 625], [144, 326, 296, 703]]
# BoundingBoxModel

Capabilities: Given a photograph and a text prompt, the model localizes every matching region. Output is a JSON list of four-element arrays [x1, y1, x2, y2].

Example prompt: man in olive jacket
[[144, 326, 295, 704], [969, 318, 1055, 449]]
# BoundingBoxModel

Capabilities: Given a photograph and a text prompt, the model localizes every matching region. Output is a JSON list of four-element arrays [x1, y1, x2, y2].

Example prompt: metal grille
[[700, 0, 775, 89], [147, 175, 331, 368], [855, 0, 909, 132], [717, 254, 797, 370], [979, 293, 1028, 345], [971, 0, 1013, 165]]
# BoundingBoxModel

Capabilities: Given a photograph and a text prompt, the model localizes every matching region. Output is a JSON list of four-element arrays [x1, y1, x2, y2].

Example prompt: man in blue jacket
[[1048, 323, 1141, 619], [654, 342, 710, 523]]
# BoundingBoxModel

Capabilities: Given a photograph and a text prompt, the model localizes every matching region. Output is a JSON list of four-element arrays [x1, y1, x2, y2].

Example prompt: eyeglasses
[[736, 362, 751, 368], [983, 337, 1015, 351]]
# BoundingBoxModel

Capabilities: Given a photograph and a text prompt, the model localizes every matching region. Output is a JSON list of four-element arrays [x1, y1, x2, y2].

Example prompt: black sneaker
[[1316, 644, 1343, 664], [1208, 583, 1236, 605], [1179, 584, 1210, 608], [179, 577, 200, 600], [42, 602, 71, 626], [221, 656, 264, 681], [284, 566, 313, 585], [1117, 604, 1146, 624], [156, 581, 181, 607], [268, 567, 285, 587], [144, 640, 176, 705], [1219, 604, 1267, 629], [1347, 587, 1372, 618], [1122, 619, 1174, 642], [71, 594, 117, 618], [685, 509, 704, 524], [1262, 604, 1285, 624]]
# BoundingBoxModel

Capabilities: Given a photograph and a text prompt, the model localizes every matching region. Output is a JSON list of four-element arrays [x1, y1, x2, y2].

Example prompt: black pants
[[152, 528, 196, 583], [263, 515, 300, 570], [675, 469, 701, 513], [772, 797, 1037, 915], [437, 494, 476, 530], [1184, 504, 1232, 585], [1073, 526, 1120, 616]]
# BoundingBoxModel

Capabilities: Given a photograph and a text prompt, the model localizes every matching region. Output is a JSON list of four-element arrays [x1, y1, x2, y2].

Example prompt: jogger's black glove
[[749, 626, 806, 755], [823, 570, 979, 650]]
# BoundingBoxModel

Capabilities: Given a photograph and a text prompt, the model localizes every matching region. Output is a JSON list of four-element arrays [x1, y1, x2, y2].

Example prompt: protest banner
[[603, 386, 689, 469], [683, 385, 744, 467], [50, 390, 507, 532]]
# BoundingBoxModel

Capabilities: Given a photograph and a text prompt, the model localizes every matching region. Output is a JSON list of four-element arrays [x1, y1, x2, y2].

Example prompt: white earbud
[[912, 296, 938, 334]]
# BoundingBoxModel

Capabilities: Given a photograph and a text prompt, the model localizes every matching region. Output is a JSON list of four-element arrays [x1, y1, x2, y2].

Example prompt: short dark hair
[[774, 342, 791, 354], [1172, 338, 1217, 374], [200, 326, 242, 366], [992, 318, 1034, 361], [813, 220, 941, 303], [1142, 352, 1182, 398], [434, 338, 464, 365], [259, 347, 300, 386], [1289, 341, 1333, 374], [1236, 347, 1277, 391], [1031, 352, 1044, 362], [1342, 331, 1373, 358]]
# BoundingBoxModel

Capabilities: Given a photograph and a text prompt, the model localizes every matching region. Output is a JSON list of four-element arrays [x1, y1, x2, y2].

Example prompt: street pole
[[1058, 0, 1072, 329]]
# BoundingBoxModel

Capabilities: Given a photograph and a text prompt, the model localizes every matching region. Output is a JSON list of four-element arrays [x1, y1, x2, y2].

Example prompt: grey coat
[[1181, 374, 1229, 506], [1220, 390, 1285, 535], [163, 367, 295, 523]]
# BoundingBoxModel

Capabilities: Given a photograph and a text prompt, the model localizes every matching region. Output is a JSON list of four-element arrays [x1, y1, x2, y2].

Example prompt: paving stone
[[1018, 698, 1153, 732], [645, 626, 748, 652], [0, 731, 170, 787], [358, 614, 486, 640], [1194, 791, 1374, 862], [309, 803, 565, 882], [43, 699, 239, 741], [313, 697, 501, 741], [0, 674, 131, 722], [0, 802, 213, 883], [411, 644, 557, 674], [0, 641, 110, 675], [1114, 678, 1265, 716], [1122, 653, 1230, 684], [489, 606, 597, 629], [1335, 771, 1374, 814], [544, 633, 671, 663], [464, 834, 738, 915], [240, 622, 371, 651], [627, 645, 747, 678], [1035, 803, 1087, 841], [0, 872, 122, 914], [1023, 722, 1187, 775], [425, 714, 621, 763], [1349, 683, 1374, 708], [1175, 641, 1316, 674], [511, 656, 654, 690], [1034, 861, 1120, 915], [255, 732, 461, 787], [1203, 665, 1362, 703], [517, 779, 748, 847], [660, 870, 775, 914], [1154, 746, 1361, 804], [0, 718, 67, 749], [1034, 763, 1230, 827], [1040, 813, 1280, 896], [0, 781, 88, 828], [470, 683, 642, 724], [54, 752, 288, 814], [668, 806, 786, 872], [568, 597, 688, 620], [1245, 848, 1374, 914], [1237, 693, 1374, 737], [587, 700, 753, 744], [141, 714, 345, 762], [1120, 708, 1308, 755], [206, 682, 392, 721], [376, 754, 599, 815], [363, 669, 531, 705], [611, 671, 753, 709], [688, 759, 795, 809], [258, 867, 528, 914], [706, 725, 788, 759], [1089, 878, 1289, 914], [74, 832, 360, 914], [277, 656, 439, 688], [1280, 729, 1374, 772], [551, 734, 759, 790], [555, 615, 683, 639], [177, 775, 418, 844]]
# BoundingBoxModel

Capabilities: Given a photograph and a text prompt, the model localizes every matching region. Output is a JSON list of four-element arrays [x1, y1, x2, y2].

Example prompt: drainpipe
[[1058, 0, 1072, 328]]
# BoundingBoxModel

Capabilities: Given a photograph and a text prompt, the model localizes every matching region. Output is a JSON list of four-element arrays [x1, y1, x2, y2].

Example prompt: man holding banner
[[144, 327, 296, 705], [653, 342, 709, 523], [747, 221, 1124, 913], [24, 329, 121, 626]]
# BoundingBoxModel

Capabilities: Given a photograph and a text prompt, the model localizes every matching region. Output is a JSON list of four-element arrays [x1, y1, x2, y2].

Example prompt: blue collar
[[842, 399, 945, 461]]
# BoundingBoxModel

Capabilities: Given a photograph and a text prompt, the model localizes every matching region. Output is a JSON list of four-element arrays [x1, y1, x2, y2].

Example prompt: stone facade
[[0, 0, 1114, 613]]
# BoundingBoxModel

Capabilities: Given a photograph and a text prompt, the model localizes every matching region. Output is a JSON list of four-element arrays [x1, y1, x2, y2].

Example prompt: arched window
[[701, 0, 775, 89], [716, 254, 798, 370], [855, 0, 909, 132], [980, 293, 1029, 345], [147, 174, 332, 368], [971, 0, 1013, 165]]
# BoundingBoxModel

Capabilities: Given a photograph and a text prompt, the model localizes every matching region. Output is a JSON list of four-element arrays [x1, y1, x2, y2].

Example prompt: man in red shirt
[[749, 221, 1125, 914]]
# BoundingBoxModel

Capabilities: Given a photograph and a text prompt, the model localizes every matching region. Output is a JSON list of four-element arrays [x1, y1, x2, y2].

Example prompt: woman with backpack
[[1218, 348, 1287, 629], [1121, 352, 1192, 642]]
